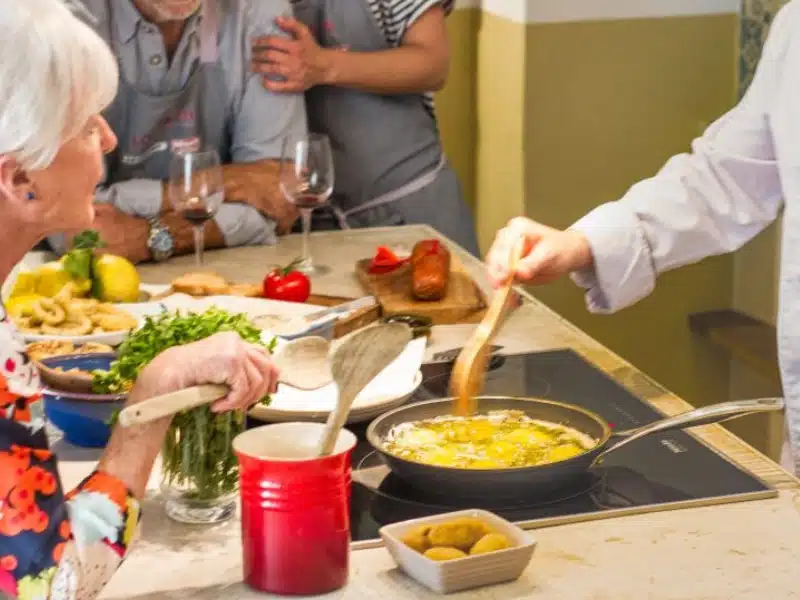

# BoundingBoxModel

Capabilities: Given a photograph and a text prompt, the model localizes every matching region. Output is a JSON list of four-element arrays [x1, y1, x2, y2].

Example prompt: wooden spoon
[[449, 237, 526, 416], [270, 336, 333, 390], [116, 336, 335, 428], [36, 361, 96, 395], [316, 322, 413, 456]]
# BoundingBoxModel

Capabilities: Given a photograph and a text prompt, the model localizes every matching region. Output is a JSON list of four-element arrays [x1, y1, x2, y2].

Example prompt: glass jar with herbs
[[95, 308, 276, 524]]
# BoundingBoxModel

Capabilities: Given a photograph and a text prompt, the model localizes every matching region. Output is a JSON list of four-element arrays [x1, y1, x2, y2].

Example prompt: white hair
[[0, 0, 118, 171]]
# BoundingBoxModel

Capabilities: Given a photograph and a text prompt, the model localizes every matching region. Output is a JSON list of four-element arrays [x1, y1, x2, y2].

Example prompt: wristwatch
[[147, 216, 174, 262]]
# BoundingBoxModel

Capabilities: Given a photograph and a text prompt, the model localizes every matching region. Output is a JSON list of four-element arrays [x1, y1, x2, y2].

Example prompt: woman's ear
[[0, 156, 32, 202]]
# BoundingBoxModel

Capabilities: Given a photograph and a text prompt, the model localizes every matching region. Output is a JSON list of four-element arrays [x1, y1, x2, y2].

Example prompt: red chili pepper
[[368, 246, 408, 274], [263, 259, 311, 303]]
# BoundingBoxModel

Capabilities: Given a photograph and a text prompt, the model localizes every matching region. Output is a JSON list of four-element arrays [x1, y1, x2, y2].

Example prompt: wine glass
[[280, 133, 334, 276], [167, 149, 224, 266]]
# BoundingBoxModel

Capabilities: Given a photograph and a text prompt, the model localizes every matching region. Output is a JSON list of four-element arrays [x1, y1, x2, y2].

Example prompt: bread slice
[[227, 283, 262, 298], [171, 272, 230, 296]]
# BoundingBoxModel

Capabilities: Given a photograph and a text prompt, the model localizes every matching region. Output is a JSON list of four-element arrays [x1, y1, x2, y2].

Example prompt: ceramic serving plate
[[250, 337, 427, 424]]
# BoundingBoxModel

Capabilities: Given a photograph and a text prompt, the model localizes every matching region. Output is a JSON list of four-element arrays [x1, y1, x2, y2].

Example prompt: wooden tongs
[[449, 237, 526, 416]]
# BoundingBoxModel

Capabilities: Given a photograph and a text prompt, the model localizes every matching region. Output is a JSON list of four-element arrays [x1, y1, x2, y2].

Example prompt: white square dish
[[379, 509, 537, 594]]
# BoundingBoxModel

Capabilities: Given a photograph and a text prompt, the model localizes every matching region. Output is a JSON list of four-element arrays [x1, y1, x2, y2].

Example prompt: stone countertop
[[54, 225, 800, 599]]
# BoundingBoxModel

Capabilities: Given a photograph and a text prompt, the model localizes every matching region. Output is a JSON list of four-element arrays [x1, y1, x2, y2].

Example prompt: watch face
[[149, 228, 174, 257]]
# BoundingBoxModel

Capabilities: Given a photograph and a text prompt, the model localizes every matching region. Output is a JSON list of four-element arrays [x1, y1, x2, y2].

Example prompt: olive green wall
[[436, 3, 783, 451], [436, 7, 480, 213], [523, 14, 739, 411]]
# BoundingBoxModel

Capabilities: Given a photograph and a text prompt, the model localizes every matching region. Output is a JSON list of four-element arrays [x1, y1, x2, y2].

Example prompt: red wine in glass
[[183, 203, 215, 226], [293, 192, 329, 211]]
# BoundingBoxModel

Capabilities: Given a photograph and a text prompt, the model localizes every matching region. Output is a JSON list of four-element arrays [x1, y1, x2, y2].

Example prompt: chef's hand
[[133, 332, 280, 413], [486, 217, 593, 289], [222, 162, 298, 234], [252, 16, 344, 93]]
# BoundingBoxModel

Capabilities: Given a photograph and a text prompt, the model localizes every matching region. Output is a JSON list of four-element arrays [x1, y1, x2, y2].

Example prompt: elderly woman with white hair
[[0, 2, 281, 599]]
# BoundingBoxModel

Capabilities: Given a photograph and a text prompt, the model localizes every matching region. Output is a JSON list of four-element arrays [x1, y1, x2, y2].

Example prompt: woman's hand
[[132, 331, 280, 413], [100, 332, 279, 498], [252, 16, 339, 93], [486, 217, 594, 289]]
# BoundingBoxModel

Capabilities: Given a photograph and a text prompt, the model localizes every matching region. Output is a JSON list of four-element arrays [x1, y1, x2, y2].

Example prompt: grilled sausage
[[411, 239, 450, 300]]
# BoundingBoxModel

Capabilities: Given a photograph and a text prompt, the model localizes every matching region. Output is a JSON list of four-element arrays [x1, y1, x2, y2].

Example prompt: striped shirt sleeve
[[368, 0, 454, 47]]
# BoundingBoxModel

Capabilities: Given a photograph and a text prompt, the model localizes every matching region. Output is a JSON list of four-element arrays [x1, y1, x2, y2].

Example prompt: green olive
[[469, 533, 512, 555], [428, 519, 487, 551], [400, 525, 432, 554], [424, 547, 467, 561]]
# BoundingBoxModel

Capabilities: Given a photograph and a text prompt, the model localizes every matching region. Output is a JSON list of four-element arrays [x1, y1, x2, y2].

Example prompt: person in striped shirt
[[253, 0, 480, 257]]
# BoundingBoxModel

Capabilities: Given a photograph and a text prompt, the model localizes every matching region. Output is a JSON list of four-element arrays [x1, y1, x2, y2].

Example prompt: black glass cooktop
[[340, 349, 775, 546]]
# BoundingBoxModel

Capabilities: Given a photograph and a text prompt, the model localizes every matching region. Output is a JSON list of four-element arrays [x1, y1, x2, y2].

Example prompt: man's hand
[[252, 16, 342, 93], [83, 204, 152, 264], [223, 161, 298, 234]]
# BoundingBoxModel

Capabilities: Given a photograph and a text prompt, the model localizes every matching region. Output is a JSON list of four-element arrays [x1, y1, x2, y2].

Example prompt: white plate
[[250, 371, 423, 424], [21, 327, 135, 347], [121, 292, 325, 323], [250, 337, 427, 424]]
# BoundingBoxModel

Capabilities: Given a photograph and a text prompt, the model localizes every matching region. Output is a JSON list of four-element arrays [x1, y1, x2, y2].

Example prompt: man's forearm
[[222, 159, 298, 234], [323, 45, 447, 94], [162, 211, 226, 255], [89, 205, 225, 264]]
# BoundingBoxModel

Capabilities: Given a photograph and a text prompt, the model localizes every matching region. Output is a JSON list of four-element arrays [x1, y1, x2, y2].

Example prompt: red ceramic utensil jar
[[233, 422, 357, 595]]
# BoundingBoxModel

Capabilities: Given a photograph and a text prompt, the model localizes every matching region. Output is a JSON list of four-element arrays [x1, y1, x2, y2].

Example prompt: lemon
[[5, 294, 44, 317], [92, 254, 140, 303], [34, 261, 76, 297], [8, 270, 38, 298]]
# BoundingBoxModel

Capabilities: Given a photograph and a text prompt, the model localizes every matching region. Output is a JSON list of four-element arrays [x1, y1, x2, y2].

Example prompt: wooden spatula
[[316, 322, 413, 456], [117, 336, 335, 428], [449, 237, 526, 416]]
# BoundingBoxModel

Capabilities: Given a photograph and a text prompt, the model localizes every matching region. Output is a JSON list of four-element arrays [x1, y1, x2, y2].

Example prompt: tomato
[[263, 261, 311, 303], [368, 245, 408, 275]]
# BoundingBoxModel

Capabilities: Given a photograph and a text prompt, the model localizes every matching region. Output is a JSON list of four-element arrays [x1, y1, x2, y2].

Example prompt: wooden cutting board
[[355, 255, 487, 325]]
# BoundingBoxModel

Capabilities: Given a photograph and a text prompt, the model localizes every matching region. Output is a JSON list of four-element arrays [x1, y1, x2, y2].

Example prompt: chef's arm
[[321, 5, 449, 94], [567, 2, 793, 314]]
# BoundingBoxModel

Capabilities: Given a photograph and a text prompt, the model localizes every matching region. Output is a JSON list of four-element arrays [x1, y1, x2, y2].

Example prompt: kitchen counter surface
[[54, 225, 799, 599]]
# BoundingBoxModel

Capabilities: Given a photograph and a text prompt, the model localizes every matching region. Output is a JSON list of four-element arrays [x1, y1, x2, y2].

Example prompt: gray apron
[[102, 0, 231, 183], [291, 0, 481, 257]]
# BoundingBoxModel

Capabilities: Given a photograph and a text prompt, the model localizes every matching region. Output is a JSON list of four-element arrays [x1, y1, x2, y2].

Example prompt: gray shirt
[[51, 0, 307, 253]]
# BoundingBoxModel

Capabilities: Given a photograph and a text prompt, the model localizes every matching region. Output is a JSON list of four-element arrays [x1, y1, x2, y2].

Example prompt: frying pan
[[365, 396, 784, 499]]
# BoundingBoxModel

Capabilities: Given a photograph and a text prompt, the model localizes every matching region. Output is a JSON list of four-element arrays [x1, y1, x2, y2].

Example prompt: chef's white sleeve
[[568, 3, 794, 314]]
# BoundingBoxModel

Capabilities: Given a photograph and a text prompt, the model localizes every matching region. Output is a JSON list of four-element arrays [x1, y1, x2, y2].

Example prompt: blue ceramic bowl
[[43, 394, 122, 448], [38, 353, 123, 448], [38, 353, 125, 401]]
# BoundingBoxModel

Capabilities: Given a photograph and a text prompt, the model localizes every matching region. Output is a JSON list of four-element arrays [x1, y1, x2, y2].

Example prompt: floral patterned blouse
[[0, 303, 140, 600]]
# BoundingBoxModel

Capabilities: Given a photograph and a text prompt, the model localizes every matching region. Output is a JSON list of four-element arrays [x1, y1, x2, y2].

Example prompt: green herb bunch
[[94, 307, 278, 500]]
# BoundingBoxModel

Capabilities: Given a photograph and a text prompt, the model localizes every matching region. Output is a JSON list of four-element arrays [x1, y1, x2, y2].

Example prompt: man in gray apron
[[252, 0, 481, 257], [48, 0, 306, 263]]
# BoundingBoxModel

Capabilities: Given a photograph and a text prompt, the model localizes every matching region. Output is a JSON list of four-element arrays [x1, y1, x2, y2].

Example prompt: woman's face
[[25, 115, 117, 232]]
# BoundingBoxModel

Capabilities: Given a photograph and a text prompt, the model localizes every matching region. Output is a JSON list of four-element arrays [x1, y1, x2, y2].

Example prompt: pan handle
[[591, 397, 785, 466]]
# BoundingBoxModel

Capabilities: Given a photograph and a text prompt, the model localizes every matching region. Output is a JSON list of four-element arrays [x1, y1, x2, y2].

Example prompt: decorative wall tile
[[740, 0, 790, 96]]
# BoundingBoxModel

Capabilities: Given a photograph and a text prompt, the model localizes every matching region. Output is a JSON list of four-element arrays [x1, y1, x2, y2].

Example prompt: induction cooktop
[[342, 349, 776, 549]]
